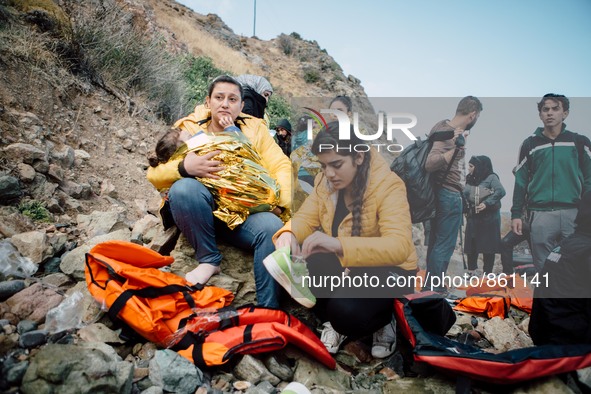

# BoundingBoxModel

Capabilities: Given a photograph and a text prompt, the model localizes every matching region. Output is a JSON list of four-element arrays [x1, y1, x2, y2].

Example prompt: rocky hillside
[[0, 1, 587, 393]]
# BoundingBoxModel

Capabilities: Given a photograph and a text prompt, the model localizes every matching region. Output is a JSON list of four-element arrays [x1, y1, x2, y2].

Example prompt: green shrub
[[303, 68, 320, 84], [182, 55, 227, 110], [277, 34, 292, 56], [18, 200, 52, 222], [267, 95, 294, 127]]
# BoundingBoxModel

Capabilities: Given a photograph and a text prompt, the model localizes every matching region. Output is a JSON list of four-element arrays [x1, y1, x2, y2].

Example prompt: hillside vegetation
[[0, 0, 371, 222]]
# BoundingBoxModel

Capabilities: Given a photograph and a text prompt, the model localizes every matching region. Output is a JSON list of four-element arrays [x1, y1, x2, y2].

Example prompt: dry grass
[[0, 16, 72, 94], [150, 2, 262, 76], [67, 0, 190, 121]]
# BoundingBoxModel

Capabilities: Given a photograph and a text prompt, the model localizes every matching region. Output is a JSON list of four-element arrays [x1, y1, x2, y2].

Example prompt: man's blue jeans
[[425, 187, 463, 291], [168, 178, 282, 307]]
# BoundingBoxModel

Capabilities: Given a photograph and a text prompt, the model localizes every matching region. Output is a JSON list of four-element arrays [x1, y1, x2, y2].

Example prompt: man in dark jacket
[[529, 191, 591, 345], [274, 119, 292, 156], [511, 94, 591, 271]]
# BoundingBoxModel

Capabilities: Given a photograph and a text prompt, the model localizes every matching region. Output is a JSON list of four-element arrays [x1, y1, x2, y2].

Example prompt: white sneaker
[[320, 322, 346, 354], [371, 318, 397, 358]]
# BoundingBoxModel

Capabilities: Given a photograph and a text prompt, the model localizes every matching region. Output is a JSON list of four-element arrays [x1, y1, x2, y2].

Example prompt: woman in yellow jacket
[[147, 75, 291, 308], [268, 122, 417, 357]]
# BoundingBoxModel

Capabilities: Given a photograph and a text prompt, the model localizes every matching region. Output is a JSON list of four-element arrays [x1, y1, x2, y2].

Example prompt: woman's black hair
[[329, 95, 353, 113], [208, 75, 244, 100], [311, 121, 370, 236]]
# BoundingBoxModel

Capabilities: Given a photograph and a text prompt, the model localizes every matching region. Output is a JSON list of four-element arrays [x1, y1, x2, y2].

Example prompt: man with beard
[[511, 94, 591, 271], [423, 96, 483, 292]]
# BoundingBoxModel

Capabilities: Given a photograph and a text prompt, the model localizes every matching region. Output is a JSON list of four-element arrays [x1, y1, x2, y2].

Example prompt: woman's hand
[[183, 150, 224, 179], [275, 232, 301, 256], [475, 202, 486, 213], [301, 231, 343, 258]]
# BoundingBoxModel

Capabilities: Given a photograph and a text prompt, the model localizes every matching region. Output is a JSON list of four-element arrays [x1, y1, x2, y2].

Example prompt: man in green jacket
[[511, 93, 591, 271]]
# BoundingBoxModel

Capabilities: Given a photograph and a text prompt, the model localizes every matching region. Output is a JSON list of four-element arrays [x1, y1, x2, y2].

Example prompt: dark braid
[[349, 152, 370, 236], [311, 121, 371, 237]]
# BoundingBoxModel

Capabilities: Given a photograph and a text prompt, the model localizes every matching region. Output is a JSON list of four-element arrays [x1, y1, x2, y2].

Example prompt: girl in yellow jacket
[[269, 122, 418, 357], [147, 75, 291, 308]]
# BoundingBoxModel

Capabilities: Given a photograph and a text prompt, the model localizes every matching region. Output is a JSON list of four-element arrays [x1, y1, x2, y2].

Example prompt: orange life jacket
[[173, 305, 336, 369], [454, 275, 533, 318], [85, 241, 335, 369]]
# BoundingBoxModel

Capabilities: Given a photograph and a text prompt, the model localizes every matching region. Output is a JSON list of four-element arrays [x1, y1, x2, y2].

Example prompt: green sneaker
[[263, 247, 316, 308]]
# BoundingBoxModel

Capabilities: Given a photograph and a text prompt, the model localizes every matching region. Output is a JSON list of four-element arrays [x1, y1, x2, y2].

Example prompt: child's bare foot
[[185, 263, 221, 285]]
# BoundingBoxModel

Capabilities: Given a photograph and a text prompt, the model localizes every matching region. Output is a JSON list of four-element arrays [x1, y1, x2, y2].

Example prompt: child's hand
[[219, 115, 234, 129]]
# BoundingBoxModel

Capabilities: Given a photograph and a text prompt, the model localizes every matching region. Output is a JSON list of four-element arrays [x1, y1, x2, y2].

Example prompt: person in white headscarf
[[235, 75, 273, 122]]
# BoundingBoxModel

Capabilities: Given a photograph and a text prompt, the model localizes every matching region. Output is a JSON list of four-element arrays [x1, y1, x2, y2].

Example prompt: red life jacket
[[85, 240, 335, 369]]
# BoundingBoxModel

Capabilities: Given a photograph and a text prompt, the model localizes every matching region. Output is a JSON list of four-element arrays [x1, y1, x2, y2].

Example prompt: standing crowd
[[147, 75, 591, 357]]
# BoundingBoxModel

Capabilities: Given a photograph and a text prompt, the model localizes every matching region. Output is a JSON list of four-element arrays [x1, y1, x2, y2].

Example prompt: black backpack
[[390, 131, 455, 223]]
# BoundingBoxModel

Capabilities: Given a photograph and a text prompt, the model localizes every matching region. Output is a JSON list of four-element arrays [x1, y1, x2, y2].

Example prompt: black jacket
[[529, 192, 591, 345]]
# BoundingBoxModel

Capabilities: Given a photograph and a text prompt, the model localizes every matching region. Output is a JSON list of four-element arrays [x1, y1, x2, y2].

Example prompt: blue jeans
[[425, 188, 463, 291], [168, 178, 282, 307]]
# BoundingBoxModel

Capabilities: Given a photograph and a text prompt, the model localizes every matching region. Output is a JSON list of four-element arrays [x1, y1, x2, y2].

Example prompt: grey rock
[[74, 149, 91, 161], [60, 228, 131, 280], [149, 349, 203, 394], [78, 323, 125, 344], [481, 316, 533, 352], [5, 361, 29, 385], [45, 198, 64, 214], [77, 210, 129, 239], [577, 366, 591, 390], [2, 143, 46, 165], [131, 214, 160, 244], [20, 343, 133, 394], [383, 376, 456, 393], [51, 145, 76, 169], [293, 357, 351, 391], [263, 354, 294, 381], [42, 257, 62, 273], [28, 173, 58, 202], [4, 282, 63, 323], [233, 355, 280, 386], [19, 329, 48, 348], [59, 180, 92, 199], [100, 179, 118, 198], [10, 231, 49, 264], [17, 163, 36, 183], [0, 280, 26, 301], [515, 376, 573, 393], [31, 159, 49, 174], [41, 272, 73, 288], [47, 163, 64, 183], [246, 380, 275, 394], [140, 386, 164, 394], [16, 320, 37, 335], [47, 232, 68, 255], [0, 176, 22, 203]]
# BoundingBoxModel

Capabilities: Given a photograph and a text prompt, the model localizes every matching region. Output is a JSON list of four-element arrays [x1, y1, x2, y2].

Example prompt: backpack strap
[[428, 130, 460, 187], [108, 283, 204, 323]]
